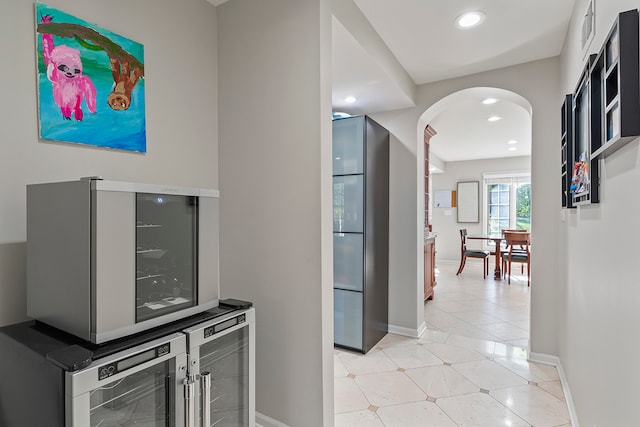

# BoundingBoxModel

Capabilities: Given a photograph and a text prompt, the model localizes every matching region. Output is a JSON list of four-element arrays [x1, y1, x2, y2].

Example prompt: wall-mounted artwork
[[456, 181, 479, 223], [35, 3, 146, 152]]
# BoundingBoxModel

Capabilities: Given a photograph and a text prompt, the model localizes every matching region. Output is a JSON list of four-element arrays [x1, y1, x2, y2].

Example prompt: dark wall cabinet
[[571, 56, 600, 206], [563, 9, 640, 207], [561, 94, 575, 208], [591, 9, 640, 159], [333, 115, 389, 354]]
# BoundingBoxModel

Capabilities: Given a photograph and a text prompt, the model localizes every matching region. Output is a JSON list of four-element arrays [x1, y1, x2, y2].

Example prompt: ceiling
[[208, 0, 576, 164], [332, 0, 576, 163]]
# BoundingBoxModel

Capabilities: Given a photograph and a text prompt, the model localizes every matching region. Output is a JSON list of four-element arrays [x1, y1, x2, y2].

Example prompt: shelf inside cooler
[[136, 273, 164, 281]]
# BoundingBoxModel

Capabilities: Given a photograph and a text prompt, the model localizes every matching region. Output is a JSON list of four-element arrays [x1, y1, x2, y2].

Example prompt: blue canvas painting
[[35, 3, 146, 153]]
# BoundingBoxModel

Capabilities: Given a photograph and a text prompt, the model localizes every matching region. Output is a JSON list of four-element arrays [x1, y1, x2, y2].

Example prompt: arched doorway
[[418, 87, 534, 345]]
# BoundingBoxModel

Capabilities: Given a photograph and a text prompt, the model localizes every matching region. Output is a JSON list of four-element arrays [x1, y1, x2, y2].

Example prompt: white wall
[[0, 0, 219, 327], [217, 0, 334, 425], [431, 156, 531, 262], [559, 1, 640, 424]]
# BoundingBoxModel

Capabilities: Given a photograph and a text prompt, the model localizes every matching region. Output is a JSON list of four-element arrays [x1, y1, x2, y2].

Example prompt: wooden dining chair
[[501, 231, 530, 286], [500, 229, 528, 275], [456, 229, 490, 279]]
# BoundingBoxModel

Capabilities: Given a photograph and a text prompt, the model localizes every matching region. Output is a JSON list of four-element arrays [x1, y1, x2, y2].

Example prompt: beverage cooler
[[27, 178, 220, 344], [0, 306, 255, 427]]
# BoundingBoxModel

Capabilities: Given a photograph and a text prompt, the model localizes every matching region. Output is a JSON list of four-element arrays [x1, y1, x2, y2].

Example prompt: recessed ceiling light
[[488, 116, 501, 122], [345, 96, 357, 103], [482, 97, 498, 105], [507, 140, 518, 144], [508, 147, 517, 151], [455, 11, 486, 29]]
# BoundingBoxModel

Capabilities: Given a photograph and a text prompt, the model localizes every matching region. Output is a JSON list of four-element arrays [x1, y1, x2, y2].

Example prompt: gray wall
[[559, 0, 640, 424], [388, 134, 421, 335], [0, 0, 219, 327], [431, 156, 531, 262], [217, 0, 334, 425]]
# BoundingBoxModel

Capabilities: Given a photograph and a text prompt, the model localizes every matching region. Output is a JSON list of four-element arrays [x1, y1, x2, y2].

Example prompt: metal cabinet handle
[[183, 376, 196, 427], [200, 371, 211, 427]]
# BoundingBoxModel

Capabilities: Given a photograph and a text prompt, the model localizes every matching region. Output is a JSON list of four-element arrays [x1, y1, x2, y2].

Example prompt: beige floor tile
[[503, 338, 529, 348], [477, 321, 528, 341], [436, 392, 530, 426], [429, 300, 478, 313], [452, 359, 529, 390], [444, 334, 496, 358], [405, 365, 480, 398], [376, 401, 458, 427], [334, 409, 384, 427], [334, 353, 349, 378], [421, 342, 487, 364], [490, 384, 571, 426], [439, 325, 502, 342], [354, 371, 427, 407], [334, 377, 370, 413], [382, 343, 444, 369], [418, 328, 450, 344], [494, 357, 560, 383], [449, 310, 505, 325], [508, 318, 530, 331], [538, 379, 566, 401], [424, 310, 470, 329], [492, 341, 528, 360], [376, 333, 417, 349], [338, 348, 398, 375]]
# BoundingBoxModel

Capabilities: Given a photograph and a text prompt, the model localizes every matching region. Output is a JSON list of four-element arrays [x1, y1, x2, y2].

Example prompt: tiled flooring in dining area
[[334, 262, 572, 426]]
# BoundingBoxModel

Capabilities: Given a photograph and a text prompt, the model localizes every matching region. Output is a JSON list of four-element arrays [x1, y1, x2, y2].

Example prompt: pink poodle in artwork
[[40, 15, 96, 121]]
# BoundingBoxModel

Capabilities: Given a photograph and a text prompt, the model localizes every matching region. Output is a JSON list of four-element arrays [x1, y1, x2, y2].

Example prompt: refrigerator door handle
[[200, 371, 211, 427], [183, 375, 196, 427]]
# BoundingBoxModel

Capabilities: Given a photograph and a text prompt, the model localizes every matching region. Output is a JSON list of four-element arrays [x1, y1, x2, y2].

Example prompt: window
[[483, 172, 531, 234]]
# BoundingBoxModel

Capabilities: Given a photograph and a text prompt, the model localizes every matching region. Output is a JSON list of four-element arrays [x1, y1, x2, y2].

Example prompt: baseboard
[[256, 411, 289, 427], [528, 352, 580, 427], [388, 321, 426, 339]]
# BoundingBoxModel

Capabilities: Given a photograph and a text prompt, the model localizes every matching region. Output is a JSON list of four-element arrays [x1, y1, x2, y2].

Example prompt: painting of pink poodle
[[36, 3, 146, 152]]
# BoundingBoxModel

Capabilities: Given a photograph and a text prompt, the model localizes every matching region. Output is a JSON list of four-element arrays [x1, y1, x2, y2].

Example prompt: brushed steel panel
[[27, 180, 92, 341], [93, 190, 135, 339], [198, 196, 219, 304]]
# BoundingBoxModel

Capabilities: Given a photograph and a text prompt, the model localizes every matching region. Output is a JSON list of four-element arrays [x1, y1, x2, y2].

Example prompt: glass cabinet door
[[333, 175, 364, 233], [136, 193, 198, 323], [89, 361, 173, 426], [334, 288, 363, 349], [199, 327, 250, 426], [333, 116, 364, 175], [333, 233, 364, 291]]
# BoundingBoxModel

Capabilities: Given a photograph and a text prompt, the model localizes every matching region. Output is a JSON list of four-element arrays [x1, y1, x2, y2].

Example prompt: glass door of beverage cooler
[[183, 308, 255, 427], [67, 333, 188, 427], [136, 193, 199, 323]]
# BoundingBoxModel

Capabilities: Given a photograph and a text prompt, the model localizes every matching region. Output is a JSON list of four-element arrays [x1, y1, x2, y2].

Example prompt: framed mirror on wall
[[457, 181, 479, 223]]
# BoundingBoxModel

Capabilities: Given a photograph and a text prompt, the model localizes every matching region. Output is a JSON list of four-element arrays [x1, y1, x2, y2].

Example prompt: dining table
[[466, 233, 506, 280]]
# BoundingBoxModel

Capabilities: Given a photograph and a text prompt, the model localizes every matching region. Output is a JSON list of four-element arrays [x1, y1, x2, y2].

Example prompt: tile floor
[[334, 262, 572, 426]]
